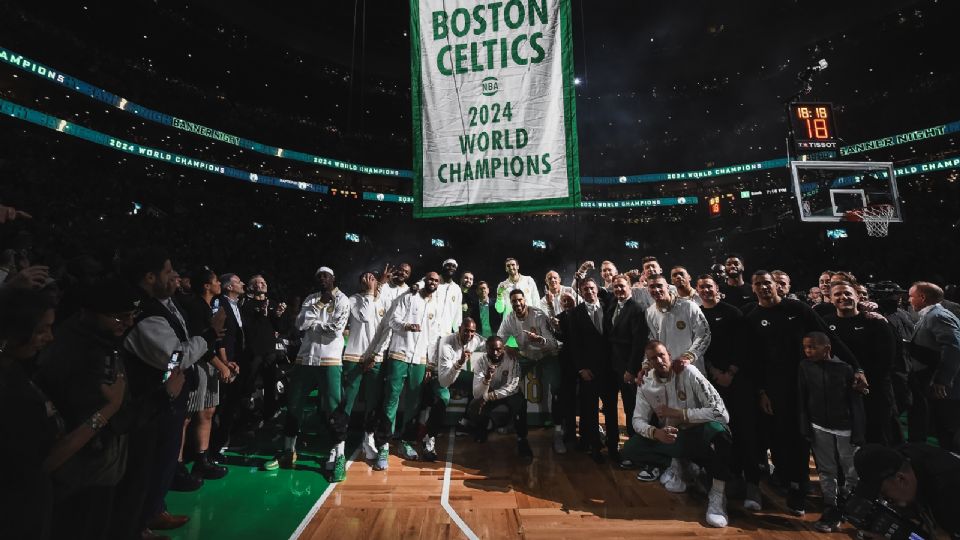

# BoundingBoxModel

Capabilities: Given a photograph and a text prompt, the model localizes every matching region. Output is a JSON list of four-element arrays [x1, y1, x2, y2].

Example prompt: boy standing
[[798, 331, 865, 532]]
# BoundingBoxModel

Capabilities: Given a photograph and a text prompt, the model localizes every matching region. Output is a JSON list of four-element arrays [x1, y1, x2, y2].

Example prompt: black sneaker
[[813, 506, 842, 532], [517, 438, 533, 459], [786, 487, 806, 516]]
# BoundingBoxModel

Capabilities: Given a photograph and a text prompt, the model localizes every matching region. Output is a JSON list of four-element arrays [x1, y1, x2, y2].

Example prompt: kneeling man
[[622, 340, 732, 528]]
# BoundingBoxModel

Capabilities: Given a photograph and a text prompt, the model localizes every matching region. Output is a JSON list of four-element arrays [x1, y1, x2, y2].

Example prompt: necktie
[[591, 304, 602, 332], [613, 303, 622, 325]]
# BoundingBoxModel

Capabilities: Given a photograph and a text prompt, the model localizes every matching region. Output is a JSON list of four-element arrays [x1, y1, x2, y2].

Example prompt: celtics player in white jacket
[[267, 267, 349, 480], [372, 272, 443, 470], [495, 257, 540, 316], [622, 341, 732, 528], [644, 274, 711, 373], [340, 271, 390, 462]]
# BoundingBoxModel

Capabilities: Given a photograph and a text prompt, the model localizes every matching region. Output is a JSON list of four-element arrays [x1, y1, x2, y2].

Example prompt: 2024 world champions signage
[[410, 0, 581, 218]]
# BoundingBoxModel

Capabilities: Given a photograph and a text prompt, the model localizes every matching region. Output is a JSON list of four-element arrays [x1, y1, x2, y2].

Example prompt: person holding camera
[[0, 287, 102, 540], [33, 278, 140, 539], [468, 335, 530, 457], [853, 443, 960, 538]]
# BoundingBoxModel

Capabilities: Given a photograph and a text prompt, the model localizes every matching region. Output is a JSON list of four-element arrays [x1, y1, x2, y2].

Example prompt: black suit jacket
[[568, 302, 610, 375], [466, 294, 502, 336], [604, 297, 649, 376], [218, 295, 245, 362]]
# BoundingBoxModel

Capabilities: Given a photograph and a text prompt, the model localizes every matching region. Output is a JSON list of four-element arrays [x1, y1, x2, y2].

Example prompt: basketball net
[[852, 204, 894, 237]]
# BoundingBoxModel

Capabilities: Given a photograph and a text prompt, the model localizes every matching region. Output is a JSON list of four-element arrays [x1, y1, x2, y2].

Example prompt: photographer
[[853, 443, 960, 538], [35, 278, 139, 539]]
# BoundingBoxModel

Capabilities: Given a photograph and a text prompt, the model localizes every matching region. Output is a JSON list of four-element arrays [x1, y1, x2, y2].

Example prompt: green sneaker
[[264, 450, 297, 471], [400, 440, 419, 461], [373, 444, 389, 471], [331, 454, 347, 482]]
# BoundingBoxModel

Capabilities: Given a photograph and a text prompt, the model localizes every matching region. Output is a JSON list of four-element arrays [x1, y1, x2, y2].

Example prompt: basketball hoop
[[844, 204, 895, 237]]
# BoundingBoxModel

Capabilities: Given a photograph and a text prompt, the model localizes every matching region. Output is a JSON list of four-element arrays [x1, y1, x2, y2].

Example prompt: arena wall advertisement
[[410, 0, 581, 217]]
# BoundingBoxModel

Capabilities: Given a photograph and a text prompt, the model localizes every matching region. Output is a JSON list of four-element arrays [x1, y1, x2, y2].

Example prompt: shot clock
[[789, 102, 838, 151]]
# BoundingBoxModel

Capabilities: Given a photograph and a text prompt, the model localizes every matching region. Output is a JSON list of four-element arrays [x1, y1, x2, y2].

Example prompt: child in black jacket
[[798, 331, 865, 532]]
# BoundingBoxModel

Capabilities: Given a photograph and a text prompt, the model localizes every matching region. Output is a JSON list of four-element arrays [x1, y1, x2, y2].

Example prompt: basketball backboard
[[790, 160, 902, 222]]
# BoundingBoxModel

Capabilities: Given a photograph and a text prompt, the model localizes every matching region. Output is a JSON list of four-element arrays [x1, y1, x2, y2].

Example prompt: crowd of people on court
[[2, 200, 959, 539]]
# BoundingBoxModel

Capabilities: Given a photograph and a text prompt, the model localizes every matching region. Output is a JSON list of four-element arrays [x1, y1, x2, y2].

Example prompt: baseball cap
[[854, 444, 906, 499]]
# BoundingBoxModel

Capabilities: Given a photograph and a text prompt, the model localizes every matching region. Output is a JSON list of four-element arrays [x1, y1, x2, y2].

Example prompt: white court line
[[289, 447, 361, 540], [441, 427, 480, 540]]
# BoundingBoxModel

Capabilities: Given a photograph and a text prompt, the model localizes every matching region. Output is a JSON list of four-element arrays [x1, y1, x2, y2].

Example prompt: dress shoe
[[171, 464, 203, 492], [193, 451, 228, 480], [148, 511, 189, 530], [517, 438, 534, 459], [141, 529, 171, 540]]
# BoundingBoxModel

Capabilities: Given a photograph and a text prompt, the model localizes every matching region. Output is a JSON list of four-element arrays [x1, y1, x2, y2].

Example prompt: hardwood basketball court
[[300, 418, 837, 539]]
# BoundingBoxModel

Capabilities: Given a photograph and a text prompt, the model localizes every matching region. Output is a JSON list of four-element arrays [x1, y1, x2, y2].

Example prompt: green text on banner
[[411, 0, 581, 218]]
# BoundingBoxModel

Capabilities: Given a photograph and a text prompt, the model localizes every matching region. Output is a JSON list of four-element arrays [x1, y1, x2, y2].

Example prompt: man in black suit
[[209, 273, 246, 455], [567, 277, 616, 463], [603, 274, 648, 441], [466, 281, 502, 338]]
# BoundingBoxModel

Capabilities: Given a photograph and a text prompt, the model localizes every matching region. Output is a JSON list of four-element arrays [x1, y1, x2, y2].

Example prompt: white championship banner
[[410, 0, 581, 218]]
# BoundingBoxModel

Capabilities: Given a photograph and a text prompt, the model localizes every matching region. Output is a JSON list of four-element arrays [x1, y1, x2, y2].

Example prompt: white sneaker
[[325, 447, 338, 471], [553, 430, 567, 454], [362, 432, 377, 461], [660, 459, 677, 485], [421, 434, 438, 461], [744, 483, 762, 511], [705, 489, 729, 528], [663, 460, 687, 493]]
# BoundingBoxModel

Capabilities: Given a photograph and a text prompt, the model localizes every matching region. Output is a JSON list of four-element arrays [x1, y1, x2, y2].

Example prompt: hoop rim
[[842, 203, 895, 223]]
